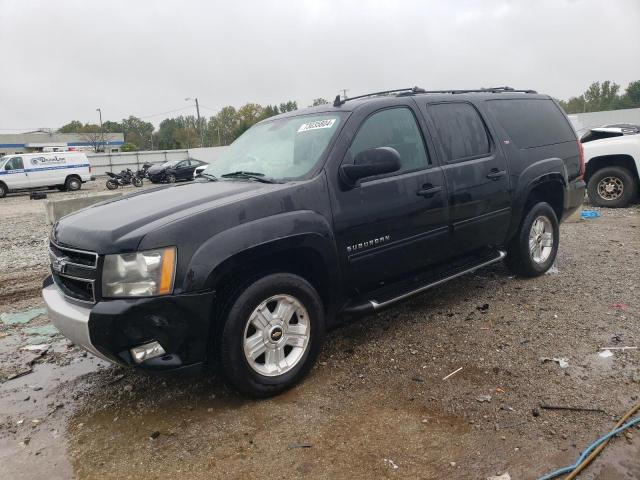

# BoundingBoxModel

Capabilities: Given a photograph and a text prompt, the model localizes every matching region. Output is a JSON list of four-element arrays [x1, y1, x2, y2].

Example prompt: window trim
[[342, 105, 432, 184], [426, 101, 495, 164]]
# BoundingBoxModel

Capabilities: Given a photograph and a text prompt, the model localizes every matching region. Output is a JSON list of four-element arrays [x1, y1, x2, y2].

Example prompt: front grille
[[49, 242, 98, 303]]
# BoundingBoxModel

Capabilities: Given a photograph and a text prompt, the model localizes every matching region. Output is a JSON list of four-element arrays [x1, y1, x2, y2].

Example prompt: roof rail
[[333, 86, 537, 106]]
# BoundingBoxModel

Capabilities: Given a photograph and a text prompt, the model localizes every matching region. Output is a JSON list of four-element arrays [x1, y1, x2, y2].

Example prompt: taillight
[[577, 140, 585, 179]]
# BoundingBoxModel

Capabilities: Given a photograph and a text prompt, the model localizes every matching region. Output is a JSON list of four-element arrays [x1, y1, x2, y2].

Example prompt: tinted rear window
[[486, 99, 575, 149], [428, 102, 490, 162]]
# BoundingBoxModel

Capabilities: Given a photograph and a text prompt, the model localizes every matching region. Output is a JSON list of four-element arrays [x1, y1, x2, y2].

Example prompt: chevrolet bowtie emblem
[[52, 256, 68, 273]]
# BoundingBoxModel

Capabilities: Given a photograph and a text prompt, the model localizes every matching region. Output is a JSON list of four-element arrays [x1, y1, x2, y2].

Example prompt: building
[[0, 131, 124, 156], [568, 107, 640, 136]]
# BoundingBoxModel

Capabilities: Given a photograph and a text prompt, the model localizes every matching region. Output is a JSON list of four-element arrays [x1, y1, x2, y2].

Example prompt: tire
[[587, 166, 637, 208], [132, 177, 143, 187], [218, 273, 325, 398], [505, 202, 559, 278], [166, 174, 176, 183], [0, 182, 7, 198], [106, 179, 118, 190], [65, 176, 81, 191]]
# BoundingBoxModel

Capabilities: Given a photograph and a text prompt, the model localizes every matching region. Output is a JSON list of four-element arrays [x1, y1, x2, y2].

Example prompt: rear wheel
[[505, 202, 559, 277], [106, 179, 118, 190], [132, 177, 143, 187], [587, 166, 637, 208], [65, 176, 81, 191], [219, 273, 325, 397], [0, 182, 7, 198]]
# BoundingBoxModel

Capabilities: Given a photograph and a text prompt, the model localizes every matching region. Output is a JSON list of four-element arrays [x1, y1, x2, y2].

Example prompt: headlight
[[102, 247, 176, 298]]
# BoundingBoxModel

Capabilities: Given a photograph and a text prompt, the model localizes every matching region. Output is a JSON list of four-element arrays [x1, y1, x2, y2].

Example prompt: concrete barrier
[[44, 192, 123, 224]]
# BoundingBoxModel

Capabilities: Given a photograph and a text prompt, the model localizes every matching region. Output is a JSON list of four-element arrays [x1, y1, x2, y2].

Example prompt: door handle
[[417, 185, 443, 198], [486, 169, 506, 180]]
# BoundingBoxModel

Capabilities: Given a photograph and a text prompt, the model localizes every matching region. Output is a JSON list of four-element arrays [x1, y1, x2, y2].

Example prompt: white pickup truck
[[582, 124, 640, 207]]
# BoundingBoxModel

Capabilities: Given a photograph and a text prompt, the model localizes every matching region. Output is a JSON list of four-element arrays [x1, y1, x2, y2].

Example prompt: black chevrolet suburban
[[43, 87, 585, 397]]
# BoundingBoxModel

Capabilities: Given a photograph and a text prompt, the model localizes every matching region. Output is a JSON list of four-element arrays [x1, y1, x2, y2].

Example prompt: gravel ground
[[0, 182, 639, 479]]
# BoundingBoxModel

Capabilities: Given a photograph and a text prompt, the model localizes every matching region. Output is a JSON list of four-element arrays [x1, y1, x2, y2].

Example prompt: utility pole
[[185, 97, 205, 148], [96, 108, 103, 152]]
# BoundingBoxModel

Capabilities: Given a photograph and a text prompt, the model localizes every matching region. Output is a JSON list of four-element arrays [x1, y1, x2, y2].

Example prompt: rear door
[[1, 156, 29, 189], [420, 101, 511, 255], [330, 104, 449, 293]]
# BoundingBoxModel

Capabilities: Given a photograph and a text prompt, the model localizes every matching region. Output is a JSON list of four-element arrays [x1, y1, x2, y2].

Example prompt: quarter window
[[348, 107, 429, 174], [428, 103, 490, 162]]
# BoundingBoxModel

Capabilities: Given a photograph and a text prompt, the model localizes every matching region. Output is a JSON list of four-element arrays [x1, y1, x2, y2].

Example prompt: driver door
[[331, 106, 449, 293], [3, 156, 30, 189]]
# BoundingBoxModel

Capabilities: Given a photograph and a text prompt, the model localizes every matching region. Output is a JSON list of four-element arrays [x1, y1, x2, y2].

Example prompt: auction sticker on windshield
[[297, 119, 336, 133]]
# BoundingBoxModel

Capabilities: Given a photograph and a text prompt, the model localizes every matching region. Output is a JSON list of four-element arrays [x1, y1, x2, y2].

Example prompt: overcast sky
[[1, 0, 638, 131]]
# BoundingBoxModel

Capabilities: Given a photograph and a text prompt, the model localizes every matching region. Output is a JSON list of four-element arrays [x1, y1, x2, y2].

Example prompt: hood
[[53, 180, 281, 253]]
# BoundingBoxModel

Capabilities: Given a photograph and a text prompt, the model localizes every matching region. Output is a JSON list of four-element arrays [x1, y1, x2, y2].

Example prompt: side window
[[176, 160, 187, 168], [428, 103, 490, 162], [348, 107, 429, 174], [5, 157, 24, 170]]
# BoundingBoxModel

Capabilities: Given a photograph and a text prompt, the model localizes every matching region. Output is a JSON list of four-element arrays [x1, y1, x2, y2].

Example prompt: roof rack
[[333, 86, 537, 106]]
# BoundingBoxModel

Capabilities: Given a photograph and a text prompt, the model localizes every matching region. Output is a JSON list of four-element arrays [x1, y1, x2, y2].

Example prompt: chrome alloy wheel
[[597, 176, 624, 200], [529, 216, 553, 264], [243, 294, 310, 377]]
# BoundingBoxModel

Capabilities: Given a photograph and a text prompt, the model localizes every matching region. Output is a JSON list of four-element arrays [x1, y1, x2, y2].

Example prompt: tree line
[[558, 80, 640, 114], [56, 80, 640, 152], [58, 99, 330, 152]]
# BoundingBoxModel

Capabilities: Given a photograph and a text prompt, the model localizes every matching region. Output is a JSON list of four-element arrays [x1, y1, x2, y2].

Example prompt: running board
[[343, 250, 507, 315]]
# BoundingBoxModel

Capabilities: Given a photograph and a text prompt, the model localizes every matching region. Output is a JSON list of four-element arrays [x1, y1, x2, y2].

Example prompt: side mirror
[[340, 147, 401, 186]]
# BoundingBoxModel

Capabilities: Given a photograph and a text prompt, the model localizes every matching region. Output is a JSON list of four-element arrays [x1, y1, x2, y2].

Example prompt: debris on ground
[[0, 308, 47, 325], [545, 263, 559, 275], [149, 431, 161, 440], [598, 350, 614, 358], [23, 325, 58, 336], [540, 404, 605, 413], [19, 344, 50, 352], [540, 357, 569, 369], [581, 210, 601, 219], [487, 473, 511, 480], [476, 394, 492, 403], [599, 346, 637, 351], [288, 442, 313, 449], [442, 367, 463, 380], [383, 458, 399, 470]]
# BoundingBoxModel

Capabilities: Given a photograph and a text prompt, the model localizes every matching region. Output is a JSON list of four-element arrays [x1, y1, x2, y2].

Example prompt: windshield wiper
[[220, 171, 278, 183]]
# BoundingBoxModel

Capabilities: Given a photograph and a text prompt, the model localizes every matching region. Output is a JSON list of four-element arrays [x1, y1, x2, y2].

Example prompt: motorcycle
[[106, 169, 143, 190], [135, 162, 153, 181]]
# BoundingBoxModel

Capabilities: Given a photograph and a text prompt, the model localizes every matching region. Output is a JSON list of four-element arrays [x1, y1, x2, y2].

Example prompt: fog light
[[130, 341, 166, 364]]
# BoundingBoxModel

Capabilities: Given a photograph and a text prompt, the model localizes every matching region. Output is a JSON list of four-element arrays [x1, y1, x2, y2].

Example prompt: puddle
[[0, 308, 47, 326], [0, 356, 106, 480]]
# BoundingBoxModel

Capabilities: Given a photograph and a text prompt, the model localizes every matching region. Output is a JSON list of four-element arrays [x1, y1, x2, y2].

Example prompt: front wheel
[[505, 202, 559, 277], [65, 176, 81, 191], [106, 179, 118, 190], [0, 183, 7, 198], [166, 174, 176, 183], [587, 166, 637, 208], [132, 177, 143, 187], [219, 273, 325, 397]]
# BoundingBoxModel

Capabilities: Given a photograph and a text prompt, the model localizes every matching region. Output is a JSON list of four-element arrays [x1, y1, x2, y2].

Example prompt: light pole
[[185, 97, 205, 148], [96, 108, 103, 152]]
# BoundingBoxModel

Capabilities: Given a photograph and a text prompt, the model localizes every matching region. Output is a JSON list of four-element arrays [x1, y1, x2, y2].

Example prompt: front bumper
[[42, 276, 215, 370]]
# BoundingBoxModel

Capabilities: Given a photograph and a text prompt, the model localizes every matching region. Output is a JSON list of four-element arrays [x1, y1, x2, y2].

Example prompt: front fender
[[184, 210, 339, 292]]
